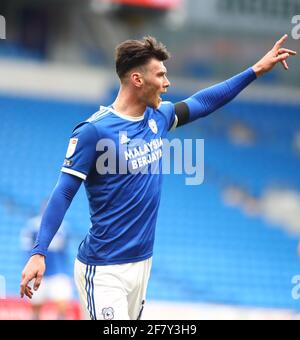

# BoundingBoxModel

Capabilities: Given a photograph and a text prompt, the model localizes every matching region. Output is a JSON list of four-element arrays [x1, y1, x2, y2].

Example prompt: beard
[[145, 92, 162, 109]]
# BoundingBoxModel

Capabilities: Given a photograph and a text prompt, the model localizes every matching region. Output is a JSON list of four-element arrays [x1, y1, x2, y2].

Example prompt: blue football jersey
[[61, 102, 177, 265]]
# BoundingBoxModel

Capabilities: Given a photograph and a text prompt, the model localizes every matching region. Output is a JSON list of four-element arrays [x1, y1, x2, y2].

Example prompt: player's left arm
[[174, 34, 297, 128]]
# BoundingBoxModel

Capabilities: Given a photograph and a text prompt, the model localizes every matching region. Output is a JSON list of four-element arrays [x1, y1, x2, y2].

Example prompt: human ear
[[131, 72, 143, 88]]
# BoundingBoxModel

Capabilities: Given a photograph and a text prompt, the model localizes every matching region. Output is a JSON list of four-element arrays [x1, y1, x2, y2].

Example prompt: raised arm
[[20, 173, 82, 298], [174, 34, 297, 127]]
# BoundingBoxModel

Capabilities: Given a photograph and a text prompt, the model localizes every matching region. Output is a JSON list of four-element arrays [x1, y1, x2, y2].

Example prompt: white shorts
[[31, 274, 73, 305], [74, 257, 152, 320]]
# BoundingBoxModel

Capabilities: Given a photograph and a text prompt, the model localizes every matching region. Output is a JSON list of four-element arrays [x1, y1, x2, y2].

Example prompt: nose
[[164, 77, 171, 89]]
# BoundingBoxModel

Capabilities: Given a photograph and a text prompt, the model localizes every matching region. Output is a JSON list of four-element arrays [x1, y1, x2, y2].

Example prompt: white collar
[[104, 106, 145, 122]]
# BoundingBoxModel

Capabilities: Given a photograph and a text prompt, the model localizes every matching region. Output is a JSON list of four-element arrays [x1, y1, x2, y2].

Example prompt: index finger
[[273, 34, 288, 51]]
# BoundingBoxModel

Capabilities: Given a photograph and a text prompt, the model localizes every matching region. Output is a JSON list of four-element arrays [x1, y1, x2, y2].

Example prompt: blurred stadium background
[[0, 0, 300, 319]]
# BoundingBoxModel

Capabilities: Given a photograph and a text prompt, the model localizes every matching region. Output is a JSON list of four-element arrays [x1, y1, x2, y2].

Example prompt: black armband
[[174, 102, 190, 127]]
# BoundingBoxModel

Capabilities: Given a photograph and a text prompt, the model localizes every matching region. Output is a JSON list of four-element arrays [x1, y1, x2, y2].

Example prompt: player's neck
[[112, 88, 146, 119]]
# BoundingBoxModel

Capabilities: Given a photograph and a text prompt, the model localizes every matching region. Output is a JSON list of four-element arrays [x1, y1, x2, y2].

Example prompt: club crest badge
[[148, 119, 158, 134], [102, 307, 114, 320]]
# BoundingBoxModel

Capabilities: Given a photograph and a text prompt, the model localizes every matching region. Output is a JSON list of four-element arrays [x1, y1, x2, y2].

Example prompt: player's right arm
[[20, 173, 82, 298], [20, 122, 99, 299]]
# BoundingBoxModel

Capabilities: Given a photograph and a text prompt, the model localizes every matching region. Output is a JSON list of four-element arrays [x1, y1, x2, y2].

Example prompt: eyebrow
[[157, 70, 167, 75]]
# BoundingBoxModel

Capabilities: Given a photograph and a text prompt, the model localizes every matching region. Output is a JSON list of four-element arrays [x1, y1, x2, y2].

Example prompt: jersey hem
[[76, 252, 153, 266]]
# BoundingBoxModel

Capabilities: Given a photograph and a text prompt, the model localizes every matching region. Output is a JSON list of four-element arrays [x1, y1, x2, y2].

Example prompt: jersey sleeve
[[61, 122, 99, 180], [159, 101, 178, 131]]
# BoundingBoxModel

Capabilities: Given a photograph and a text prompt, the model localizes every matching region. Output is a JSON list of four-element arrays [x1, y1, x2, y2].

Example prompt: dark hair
[[115, 36, 170, 80]]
